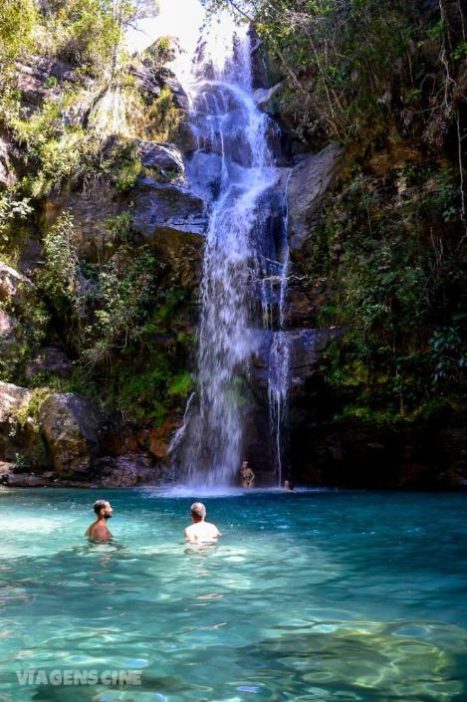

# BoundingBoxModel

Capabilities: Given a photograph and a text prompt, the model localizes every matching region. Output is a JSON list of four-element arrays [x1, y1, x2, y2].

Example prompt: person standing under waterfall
[[240, 460, 255, 488], [85, 499, 113, 542], [184, 502, 222, 545]]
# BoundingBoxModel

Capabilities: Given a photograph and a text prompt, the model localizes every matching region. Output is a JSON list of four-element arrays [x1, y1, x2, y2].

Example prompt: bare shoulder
[[85, 521, 96, 537], [206, 521, 222, 536], [87, 521, 111, 541]]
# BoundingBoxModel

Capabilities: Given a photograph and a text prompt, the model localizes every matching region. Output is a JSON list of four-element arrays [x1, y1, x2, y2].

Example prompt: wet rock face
[[252, 328, 341, 391], [132, 180, 207, 241], [46, 146, 206, 277], [132, 179, 207, 287], [139, 142, 185, 176], [287, 143, 344, 250], [39, 394, 104, 475], [289, 409, 467, 490]]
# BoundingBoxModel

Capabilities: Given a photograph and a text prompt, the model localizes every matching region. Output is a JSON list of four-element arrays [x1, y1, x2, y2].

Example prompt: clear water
[[1, 488, 467, 701]]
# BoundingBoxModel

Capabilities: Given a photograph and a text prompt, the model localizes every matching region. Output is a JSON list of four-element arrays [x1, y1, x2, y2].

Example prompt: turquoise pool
[[0, 488, 466, 701]]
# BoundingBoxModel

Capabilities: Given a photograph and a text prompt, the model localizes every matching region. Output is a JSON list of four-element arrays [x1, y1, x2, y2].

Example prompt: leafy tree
[[0, 0, 38, 69]]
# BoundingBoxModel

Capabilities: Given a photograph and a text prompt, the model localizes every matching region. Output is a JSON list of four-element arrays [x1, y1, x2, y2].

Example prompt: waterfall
[[267, 189, 291, 485], [173, 15, 290, 488]]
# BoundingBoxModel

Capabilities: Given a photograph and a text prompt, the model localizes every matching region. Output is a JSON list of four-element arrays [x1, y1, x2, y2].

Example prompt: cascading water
[[172, 14, 290, 488]]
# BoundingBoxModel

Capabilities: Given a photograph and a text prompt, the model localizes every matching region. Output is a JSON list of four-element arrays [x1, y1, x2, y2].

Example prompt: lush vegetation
[[206, 0, 467, 423], [1, 0, 466, 449], [0, 0, 194, 431]]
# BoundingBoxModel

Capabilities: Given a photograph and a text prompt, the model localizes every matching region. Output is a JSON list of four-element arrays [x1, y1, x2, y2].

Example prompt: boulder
[[0, 309, 17, 340], [139, 141, 184, 176], [98, 453, 160, 487], [0, 381, 32, 424], [132, 180, 207, 252], [16, 56, 78, 110], [254, 82, 283, 112], [0, 262, 32, 305], [39, 394, 104, 475], [25, 347, 73, 380], [46, 180, 125, 260], [0, 136, 16, 189], [3, 472, 51, 487], [0, 382, 48, 467], [0, 460, 14, 485], [287, 143, 344, 250]]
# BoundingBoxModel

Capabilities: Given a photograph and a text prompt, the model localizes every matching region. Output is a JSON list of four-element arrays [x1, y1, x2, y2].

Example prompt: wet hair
[[93, 499, 109, 516], [190, 502, 206, 519]]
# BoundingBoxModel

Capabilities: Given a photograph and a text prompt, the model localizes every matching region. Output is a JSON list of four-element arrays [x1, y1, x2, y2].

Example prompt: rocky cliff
[[1, 1, 466, 489], [0, 30, 207, 487]]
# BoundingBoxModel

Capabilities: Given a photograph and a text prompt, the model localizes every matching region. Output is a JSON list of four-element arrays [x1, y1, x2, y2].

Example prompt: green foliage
[[114, 158, 142, 192], [309, 160, 467, 419], [0, 293, 50, 384], [104, 211, 133, 243], [97, 140, 143, 192], [83, 242, 158, 364], [168, 372, 194, 397], [31, 202, 196, 425], [147, 85, 183, 142], [40, 211, 85, 316], [39, 0, 122, 70], [0, 191, 33, 244], [0, 0, 38, 69], [15, 388, 51, 429], [431, 327, 467, 390], [207, 0, 465, 151]]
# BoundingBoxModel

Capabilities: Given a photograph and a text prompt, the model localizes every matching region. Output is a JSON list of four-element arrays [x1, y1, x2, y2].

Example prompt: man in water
[[85, 499, 113, 542], [184, 502, 221, 544], [240, 460, 255, 488]]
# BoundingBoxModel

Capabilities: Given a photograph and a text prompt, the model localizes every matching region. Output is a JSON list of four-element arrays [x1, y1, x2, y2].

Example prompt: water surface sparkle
[[0, 488, 466, 701]]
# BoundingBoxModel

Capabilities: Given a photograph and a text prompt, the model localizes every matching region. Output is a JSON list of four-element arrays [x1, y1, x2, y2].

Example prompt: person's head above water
[[190, 502, 206, 523], [93, 499, 113, 520]]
